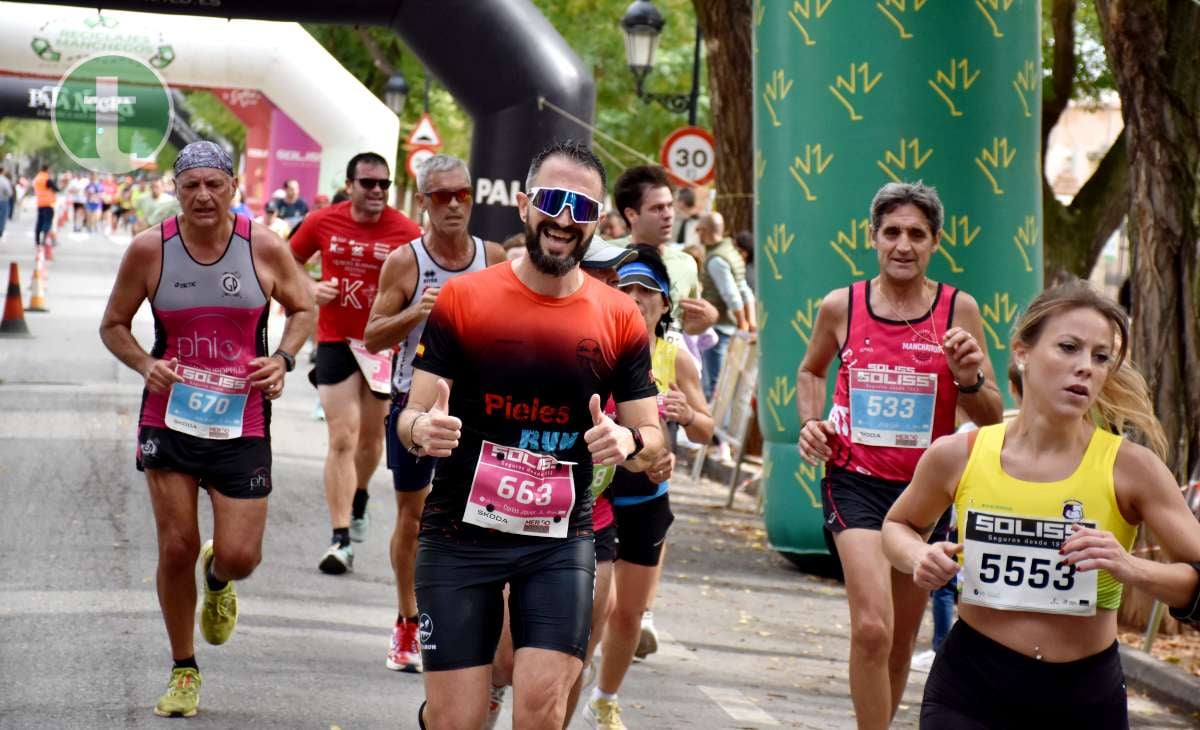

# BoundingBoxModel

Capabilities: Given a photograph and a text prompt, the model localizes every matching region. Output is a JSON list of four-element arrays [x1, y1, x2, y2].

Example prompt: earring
[[1017, 362, 1026, 374]]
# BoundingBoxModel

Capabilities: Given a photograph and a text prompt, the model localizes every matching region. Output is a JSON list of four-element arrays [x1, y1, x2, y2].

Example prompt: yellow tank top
[[954, 423, 1136, 611], [651, 337, 677, 395]]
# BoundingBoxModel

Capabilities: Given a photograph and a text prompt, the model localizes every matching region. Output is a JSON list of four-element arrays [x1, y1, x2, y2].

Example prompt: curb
[[1119, 644, 1200, 714]]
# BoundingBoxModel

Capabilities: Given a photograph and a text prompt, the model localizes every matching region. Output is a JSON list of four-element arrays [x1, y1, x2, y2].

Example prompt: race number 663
[[496, 475, 553, 506]]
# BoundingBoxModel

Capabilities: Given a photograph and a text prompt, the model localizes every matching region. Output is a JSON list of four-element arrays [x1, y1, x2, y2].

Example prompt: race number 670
[[188, 391, 230, 415]]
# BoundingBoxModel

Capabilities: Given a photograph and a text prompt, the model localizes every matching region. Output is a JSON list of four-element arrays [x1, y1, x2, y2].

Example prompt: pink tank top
[[139, 215, 270, 437], [828, 280, 959, 482]]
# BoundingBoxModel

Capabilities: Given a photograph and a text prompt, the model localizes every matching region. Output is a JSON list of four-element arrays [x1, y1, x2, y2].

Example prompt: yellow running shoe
[[583, 696, 627, 730], [153, 667, 201, 718], [199, 540, 238, 645]]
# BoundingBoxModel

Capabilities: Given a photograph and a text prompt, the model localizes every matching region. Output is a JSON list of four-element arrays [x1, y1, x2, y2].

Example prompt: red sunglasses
[[425, 188, 472, 205]]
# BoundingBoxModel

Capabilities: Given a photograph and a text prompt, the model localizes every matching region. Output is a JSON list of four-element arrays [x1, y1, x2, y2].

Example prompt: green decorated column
[[754, 1, 1042, 556]]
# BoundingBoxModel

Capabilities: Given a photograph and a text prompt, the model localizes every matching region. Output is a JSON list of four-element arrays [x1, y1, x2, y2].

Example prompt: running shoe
[[583, 696, 626, 730], [350, 512, 370, 543], [482, 684, 507, 730], [198, 540, 237, 645], [386, 619, 422, 673], [318, 542, 354, 574], [634, 610, 658, 659], [910, 649, 936, 673], [153, 667, 201, 718]]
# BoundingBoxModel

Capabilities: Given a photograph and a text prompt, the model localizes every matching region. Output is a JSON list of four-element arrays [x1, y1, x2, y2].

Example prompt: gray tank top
[[392, 235, 487, 395]]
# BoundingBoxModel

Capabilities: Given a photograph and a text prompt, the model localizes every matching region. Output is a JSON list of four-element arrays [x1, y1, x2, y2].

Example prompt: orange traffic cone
[[28, 250, 48, 312], [1, 262, 31, 337]]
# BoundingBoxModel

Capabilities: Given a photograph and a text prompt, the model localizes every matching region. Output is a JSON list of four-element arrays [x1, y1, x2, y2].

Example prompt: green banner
[[754, 0, 1042, 554]]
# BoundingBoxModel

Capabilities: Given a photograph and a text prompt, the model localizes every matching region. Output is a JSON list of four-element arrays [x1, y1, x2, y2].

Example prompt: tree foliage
[[303, 1, 709, 194]]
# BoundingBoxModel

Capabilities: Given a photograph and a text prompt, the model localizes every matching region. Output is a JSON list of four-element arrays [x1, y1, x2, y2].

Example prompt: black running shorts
[[921, 620, 1128, 729], [385, 397, 437, 492], [414, 534, 595, 671], [309, 341, 388, 400], [594, 524, 617, 564], [136, 426, 272, 499], [613, 493, 674, 567], [822, 466, 950, 540]]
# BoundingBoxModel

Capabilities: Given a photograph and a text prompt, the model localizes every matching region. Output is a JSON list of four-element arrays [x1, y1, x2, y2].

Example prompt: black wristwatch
[[954, 369, 985, 394], [273, 349, 296, 372], [625, 426, 645, 460]]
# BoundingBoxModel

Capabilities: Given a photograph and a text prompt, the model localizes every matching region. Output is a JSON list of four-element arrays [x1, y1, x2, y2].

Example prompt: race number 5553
[[977, 553, 1076, 591]]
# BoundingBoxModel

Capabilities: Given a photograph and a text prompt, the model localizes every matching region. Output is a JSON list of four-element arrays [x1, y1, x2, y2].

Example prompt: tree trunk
[[694, 0, 753, 237], [1040, 0, 1130, 285], [1096, 0, 1200, 630]]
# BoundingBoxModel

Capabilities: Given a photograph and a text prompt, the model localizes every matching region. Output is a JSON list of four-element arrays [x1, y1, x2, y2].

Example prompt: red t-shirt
[[289, 201, 421, 342]]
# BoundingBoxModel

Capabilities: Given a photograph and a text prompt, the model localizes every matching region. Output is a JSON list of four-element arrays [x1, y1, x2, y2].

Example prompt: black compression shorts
[[414, 534, 595, 671], [136, 426, 272, 499], [594, 524, 617, 563], [921, 620, 1128, 729], [614, 493, 674, 567]]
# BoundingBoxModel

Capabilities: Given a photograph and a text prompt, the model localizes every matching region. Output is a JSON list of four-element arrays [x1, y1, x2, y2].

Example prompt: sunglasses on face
[[426, 188, 472, 205], [355, 177, 392, 191], [528, 187, 602, 224]]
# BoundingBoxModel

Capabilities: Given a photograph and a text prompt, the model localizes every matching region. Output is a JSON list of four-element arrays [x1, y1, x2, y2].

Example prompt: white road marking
[[698, 685, 780, 726]]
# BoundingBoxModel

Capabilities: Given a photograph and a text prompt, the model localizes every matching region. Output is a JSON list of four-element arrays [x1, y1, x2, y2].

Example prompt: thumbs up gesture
[[411, 378, 461, 458], [585, 394, 633, 466]]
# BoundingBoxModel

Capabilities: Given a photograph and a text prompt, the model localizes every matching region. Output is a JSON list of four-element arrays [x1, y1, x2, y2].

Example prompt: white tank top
[[392, 235, 488, 396]]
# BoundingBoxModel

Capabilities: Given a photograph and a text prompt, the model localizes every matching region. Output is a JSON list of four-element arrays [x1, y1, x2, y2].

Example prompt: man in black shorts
[[290, 153, 422, 573], [396, 141, 665, 730], [99, 141, 314, 718]]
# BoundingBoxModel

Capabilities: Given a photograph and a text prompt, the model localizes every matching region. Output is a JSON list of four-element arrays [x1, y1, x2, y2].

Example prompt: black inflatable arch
[[0, 75, 219, 157], [9, 0, 596, 241]]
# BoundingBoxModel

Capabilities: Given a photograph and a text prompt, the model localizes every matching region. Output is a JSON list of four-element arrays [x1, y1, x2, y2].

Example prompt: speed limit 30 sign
[[660, 126, 716, 186]]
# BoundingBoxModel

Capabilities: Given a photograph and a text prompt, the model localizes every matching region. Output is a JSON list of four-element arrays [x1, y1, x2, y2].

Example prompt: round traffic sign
[[406, 146, 436, 179], [660, 126, 716, 186]]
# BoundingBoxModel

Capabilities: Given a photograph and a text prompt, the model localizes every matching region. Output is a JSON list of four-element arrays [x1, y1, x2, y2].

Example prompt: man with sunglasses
[[363, 153, 506, 674], [396, 141, 664, 730], [290, 152, 422, 575]]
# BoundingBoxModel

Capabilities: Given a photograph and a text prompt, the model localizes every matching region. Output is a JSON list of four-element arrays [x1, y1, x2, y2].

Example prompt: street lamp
[[384, 72, 409, 117], [620, 0, 702, 125]]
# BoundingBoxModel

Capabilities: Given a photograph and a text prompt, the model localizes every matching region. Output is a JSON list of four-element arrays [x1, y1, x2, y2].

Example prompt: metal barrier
[[689, 332, 759, 507]]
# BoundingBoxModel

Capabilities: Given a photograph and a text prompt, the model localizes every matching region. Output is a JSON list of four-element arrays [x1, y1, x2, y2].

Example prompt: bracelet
[[407, 412, 429, 456], [1168, 562, 1200, 624], [803, 417, 822, 427]]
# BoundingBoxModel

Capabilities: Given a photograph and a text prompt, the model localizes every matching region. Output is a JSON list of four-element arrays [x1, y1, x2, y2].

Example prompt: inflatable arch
[[0, 74, 211, 152], [0, 2, 399, 212], [0, 0, 596, 241], [754, 5, 1043, 556]]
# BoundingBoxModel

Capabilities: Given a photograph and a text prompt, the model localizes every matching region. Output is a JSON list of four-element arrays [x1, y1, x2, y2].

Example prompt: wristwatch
[[273, 349, 296, 372], [625, 426, 645, 460], [954, 369, 985, 394]]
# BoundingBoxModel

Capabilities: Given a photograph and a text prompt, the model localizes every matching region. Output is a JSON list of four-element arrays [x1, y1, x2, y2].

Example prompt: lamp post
[[620, 0, 702, 126], [384, 72, 409, 117]]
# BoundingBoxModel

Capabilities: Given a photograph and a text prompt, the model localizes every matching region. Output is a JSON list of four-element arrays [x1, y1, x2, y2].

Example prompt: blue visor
[[616, 262, 669, 295]]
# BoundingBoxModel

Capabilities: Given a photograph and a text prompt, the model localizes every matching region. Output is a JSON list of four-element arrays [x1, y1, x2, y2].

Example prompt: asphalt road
[[0, 210, 1194, 729]]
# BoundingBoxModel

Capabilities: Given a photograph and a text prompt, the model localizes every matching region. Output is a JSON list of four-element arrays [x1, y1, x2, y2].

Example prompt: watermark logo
[[51, 52, 173, 174]]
